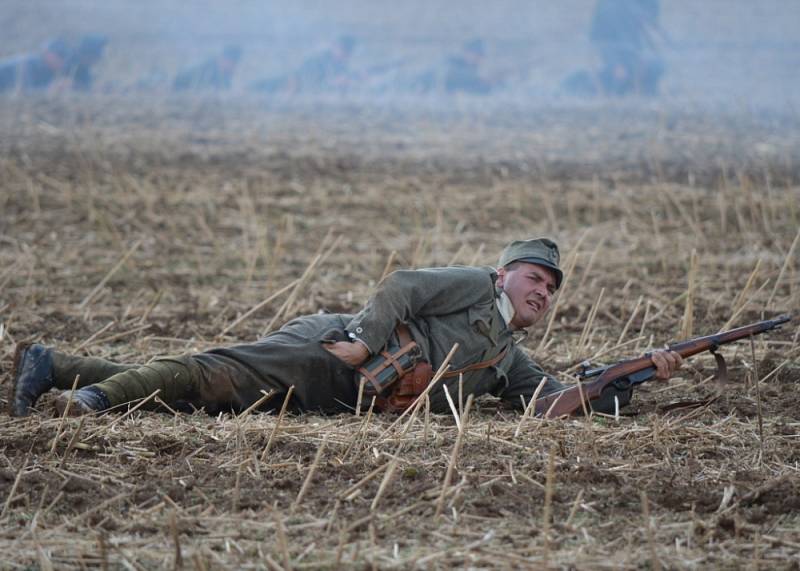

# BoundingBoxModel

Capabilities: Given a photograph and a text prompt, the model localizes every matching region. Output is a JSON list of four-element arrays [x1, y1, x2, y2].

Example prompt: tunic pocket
[[468, 304, 496, 345]]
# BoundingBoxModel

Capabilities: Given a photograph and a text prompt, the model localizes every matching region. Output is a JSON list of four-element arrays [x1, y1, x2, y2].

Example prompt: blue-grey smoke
[[1, 0, 799, 113]]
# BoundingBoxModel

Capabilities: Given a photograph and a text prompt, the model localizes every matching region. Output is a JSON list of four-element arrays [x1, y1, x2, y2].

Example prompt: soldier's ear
[[496, 267, 506, 288]]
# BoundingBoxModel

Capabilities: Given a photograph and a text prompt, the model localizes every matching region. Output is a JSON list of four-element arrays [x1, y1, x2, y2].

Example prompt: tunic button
[[356, 327, 363, 333]]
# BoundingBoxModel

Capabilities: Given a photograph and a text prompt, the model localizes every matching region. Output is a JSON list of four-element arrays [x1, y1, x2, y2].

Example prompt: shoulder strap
[[442, 346, 509, 378], [396, 322, 509, 379]]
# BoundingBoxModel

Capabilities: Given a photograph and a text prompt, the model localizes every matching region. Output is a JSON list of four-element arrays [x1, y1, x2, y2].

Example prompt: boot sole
[[7, 342, 33, 417]]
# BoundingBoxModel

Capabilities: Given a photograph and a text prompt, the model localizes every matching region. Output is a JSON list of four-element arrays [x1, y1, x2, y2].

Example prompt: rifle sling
[[659, 348, 728, 413], [710, 348, 728, 387], [442, 348, 509, 378]]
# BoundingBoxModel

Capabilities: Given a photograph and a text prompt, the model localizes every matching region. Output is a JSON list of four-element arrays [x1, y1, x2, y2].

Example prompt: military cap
[[498, 238, 563, 289], [42, 38, 70, 60]]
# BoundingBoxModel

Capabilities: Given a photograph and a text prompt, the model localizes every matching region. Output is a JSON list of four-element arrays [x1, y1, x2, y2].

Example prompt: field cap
[[498, 238, 563, 289], [43, 38, 70, 60]]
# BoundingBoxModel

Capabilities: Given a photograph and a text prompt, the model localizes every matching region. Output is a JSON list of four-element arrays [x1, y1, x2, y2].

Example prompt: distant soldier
[[0, 39, 70, 93], [250, 35, 356, 94], [367, 38, 496, 97], [63, 35, 108, 91], [563, 0, 664, 97], [173, 45, 243, 91], [592, 0, 664, 95], [444, 38, 495, 95]]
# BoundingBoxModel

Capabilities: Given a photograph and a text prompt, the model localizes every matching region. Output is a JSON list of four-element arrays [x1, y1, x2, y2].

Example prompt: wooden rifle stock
[[533, 315, 792, 419]]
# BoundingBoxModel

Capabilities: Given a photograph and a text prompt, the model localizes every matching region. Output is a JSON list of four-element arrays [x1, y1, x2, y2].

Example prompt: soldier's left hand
[[650, 349, 683, 381]]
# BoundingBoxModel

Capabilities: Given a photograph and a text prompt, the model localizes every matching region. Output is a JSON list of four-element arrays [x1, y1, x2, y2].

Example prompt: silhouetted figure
[[0, 39, 70, 93], [365, 38, 497, 96], [251, 36, 356, 94], [64, 35, 108, 91], [174, 45, 243, 91], [444, 38, 495, 95], [563, 0, 664, 97]]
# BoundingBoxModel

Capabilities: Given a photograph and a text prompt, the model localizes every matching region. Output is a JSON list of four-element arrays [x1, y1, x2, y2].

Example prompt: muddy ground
[[1, 96, 799, 569]]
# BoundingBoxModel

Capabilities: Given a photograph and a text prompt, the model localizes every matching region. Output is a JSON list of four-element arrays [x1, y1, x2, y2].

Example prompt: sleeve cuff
[[347, 333, 373, 355]]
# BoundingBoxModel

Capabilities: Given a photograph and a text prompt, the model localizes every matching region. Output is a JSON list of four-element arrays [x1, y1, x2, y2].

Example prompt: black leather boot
[[8, 343, 56, 417]]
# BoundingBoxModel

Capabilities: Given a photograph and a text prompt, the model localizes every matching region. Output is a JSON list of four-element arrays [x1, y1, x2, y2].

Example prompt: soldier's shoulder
[[414, 265, 497, 282]]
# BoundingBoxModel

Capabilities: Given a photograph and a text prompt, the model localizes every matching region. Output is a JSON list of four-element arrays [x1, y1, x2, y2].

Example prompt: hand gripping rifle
[[533, 315, 792, 418]]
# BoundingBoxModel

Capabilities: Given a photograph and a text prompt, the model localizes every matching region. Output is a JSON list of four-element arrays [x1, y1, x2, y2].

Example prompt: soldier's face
[[496, 262, 557, 329]]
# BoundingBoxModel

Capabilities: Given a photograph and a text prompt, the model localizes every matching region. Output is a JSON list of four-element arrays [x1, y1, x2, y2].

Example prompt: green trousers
[[51, 314, 360, 414]]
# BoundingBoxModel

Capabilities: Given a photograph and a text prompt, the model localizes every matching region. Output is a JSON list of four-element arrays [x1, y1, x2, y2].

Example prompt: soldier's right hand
[[323, 341, 370, 367]]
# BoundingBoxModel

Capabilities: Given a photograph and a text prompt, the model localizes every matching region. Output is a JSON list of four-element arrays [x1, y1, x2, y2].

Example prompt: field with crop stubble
[[1, 95, 800, 569]]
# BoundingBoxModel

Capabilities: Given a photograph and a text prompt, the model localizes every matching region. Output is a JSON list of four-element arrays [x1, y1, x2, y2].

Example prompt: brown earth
[[0, 95, 799, 569]]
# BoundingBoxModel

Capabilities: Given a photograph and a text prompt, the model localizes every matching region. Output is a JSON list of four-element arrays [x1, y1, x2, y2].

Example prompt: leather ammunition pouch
[[377, 361, 434, 413], [357, 324, 421, 398], [357, 323, 509, 413]]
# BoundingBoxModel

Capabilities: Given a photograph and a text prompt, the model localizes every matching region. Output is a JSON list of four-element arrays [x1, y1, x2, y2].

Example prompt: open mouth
[[527, 300, 540, 312]]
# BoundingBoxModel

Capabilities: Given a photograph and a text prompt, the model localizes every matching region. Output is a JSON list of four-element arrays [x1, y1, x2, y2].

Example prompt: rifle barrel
[[668, 315, 791, 359]]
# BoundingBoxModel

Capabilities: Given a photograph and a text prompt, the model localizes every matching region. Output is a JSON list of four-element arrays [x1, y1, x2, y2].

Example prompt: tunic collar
[[496, 290, 515, 329]]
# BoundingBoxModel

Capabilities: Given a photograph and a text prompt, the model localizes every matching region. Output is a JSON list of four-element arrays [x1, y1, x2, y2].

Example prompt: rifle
[[534, 315, 792, 418]]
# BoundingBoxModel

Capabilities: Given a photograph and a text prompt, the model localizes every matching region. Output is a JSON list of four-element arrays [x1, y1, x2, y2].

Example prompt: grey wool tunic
[[343, 266, 630, 413]]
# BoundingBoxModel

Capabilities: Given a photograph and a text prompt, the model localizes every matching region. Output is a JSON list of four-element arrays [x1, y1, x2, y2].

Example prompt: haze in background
[[1, 0, 798, 112]]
